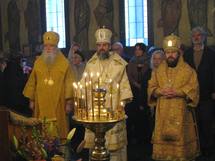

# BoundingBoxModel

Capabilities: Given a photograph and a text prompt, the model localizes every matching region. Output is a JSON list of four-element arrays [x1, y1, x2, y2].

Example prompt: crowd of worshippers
[[0, 26, 215, 161]]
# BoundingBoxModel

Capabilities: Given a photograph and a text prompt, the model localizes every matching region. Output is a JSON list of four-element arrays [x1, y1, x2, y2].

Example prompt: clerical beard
[[42, 49, 58, 66], [166, 56, 179, 68], [97, 50, 110, 60]]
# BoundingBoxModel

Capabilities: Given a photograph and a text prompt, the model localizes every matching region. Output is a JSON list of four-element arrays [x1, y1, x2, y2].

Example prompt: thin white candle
[[97, 72, 100, 89], [116, 83, 120, 114], [73, 82, 78, 117], [85, 82, 88, 119], [84, 72, 88, 119], [109, 79, 113, 111], [89, 74, 94, 119]]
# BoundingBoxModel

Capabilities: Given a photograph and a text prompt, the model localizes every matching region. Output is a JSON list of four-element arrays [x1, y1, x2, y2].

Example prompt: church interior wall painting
[[0, 0, 215, 57], [153, 0, 215, 47]]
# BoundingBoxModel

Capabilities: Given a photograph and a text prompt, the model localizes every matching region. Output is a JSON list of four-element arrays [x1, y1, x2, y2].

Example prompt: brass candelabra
[[72, 73, 126, 161]]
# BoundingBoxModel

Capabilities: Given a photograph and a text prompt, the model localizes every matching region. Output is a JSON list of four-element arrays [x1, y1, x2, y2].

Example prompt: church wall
[[68, 0, 120, 51], [0, 0, 42, 57], [152, 0, 215, 48], [0, 0, 215, 58]]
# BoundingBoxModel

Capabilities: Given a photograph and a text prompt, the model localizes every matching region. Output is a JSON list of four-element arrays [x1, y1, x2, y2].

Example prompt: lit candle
[[84, 73, 88, 119], [98, 89, 101, 120], [90, 72, 94, 89], [73, 82, 78, 117], [90, 73, 94, 119], [79, 84, 83, 118], [85, 82, 88, 119], [75, 101, 78, 117], [81, 95, 84, 119], [116, 83, 120, 116], [97, 72, 100, 89], [80, 84, 83, 104], [109, 79, 113, 111], [72, 82, 78, 99], [119, 101, 124, 119]]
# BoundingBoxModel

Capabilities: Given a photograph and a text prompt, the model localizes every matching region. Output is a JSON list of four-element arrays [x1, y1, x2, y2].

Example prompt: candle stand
[[73, 80, 125, 161]]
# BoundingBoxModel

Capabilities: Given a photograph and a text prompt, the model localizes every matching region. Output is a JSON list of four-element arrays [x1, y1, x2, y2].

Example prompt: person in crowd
[[0, 56, 7, 105], [112, 42, 131, 62], [183, 26, 215, 159], [20, 58, 32, 76], [139, 48, 165, 148], [81, 27, 133, 161], [149, 48, 165, 70], [148, 34, 200, 161], [69, 50, 86, 81], [126, 43, 151, 145], [4, 53, 30, 116], [66, 49, 86, 161], [23, 31, 75, 140], [68, 43, 81, 62]]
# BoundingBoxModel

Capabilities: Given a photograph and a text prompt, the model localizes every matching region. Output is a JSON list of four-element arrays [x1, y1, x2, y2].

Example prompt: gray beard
[[42, 51, 57, 66], [97, 51, 110, 60]]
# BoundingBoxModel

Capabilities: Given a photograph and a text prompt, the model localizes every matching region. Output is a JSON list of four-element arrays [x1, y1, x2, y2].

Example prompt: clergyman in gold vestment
[[81, 27, 133, 161], [148, 34, 200, 161], [23, 31, 74, 140]]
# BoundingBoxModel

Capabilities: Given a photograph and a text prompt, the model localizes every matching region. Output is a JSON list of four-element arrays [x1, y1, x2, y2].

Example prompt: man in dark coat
[[0, 57, 7, 105], [183, 27, 215, 159], [4, 54, 30, 116], [126, 43, 151, 145]]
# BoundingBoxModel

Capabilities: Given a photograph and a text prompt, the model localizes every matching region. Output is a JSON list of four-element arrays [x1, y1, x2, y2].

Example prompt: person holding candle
[[81, 27, 133, 161], [23, 31, 75, 141]]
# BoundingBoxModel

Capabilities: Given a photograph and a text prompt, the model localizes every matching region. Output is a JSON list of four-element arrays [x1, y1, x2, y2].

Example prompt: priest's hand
[[161, 88, 177, 98]]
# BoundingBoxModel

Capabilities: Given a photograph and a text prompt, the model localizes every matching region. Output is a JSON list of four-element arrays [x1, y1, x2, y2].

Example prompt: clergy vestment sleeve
[[148, 71, 160, 108], [64, 65, 75, 99], [23, 68, 36, 100], [178, 69, 199, 107]]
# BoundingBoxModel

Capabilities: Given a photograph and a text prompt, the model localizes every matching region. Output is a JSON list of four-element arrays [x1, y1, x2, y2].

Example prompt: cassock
[[23, 52, 74, 139], [148, 56, 200, 161]]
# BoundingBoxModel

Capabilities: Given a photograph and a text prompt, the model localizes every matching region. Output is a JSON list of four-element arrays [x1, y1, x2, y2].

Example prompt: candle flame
[[120, 101, 124, 106], [73, 82, 78, 89], [84, 72, 88, 77], [90, 72, 94, 77], [97, 72, 100, 77], [117, 84, 119, 88], [102, 109, 107, 112]]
